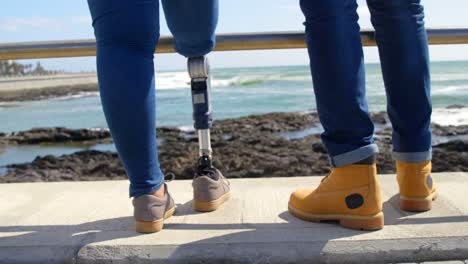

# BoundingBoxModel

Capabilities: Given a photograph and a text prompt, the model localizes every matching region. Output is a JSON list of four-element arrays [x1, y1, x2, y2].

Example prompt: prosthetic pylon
[[188, 56, 215, 172]]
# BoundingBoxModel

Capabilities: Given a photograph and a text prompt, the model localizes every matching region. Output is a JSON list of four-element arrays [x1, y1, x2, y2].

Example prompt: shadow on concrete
[[0, 211, 363, 263], [0, 216, 136, 235], [3, 195, 464, 243], [163, 211, 368, 263], [174, 200, 204, 216], [164, 206, 468, 263], [383, 194, 468, 225], [0, 216, 139, 261], [2, 195, 467, 263]]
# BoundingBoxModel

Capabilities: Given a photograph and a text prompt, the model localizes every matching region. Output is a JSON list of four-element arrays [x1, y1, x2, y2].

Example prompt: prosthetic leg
[[188, 56, 231, 212], [188, 56, 215, 173]]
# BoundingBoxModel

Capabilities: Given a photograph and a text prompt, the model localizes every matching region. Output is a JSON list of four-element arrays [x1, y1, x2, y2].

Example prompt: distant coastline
[[0, 73, 98, 102], [0, 83, 98, 103]]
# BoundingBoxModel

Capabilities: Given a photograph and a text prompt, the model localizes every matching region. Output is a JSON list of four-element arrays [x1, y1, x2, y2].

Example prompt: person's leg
[[299, 0, 378, 167], [161, 0, 230, 212], [87, 0, 163, 198], [161, 0, 218, 58], [367, 0, 431, 161], [288, 0, 383, 231], [367, 0, 435, 212]]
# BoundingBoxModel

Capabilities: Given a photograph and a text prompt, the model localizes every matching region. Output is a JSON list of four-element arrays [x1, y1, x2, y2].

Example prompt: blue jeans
[[87, 0, 218, 197], [300, 0, 432, 167]]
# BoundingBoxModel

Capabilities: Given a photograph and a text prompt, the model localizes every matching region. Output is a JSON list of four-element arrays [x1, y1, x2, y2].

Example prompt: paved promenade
[[1, 173, 468, 263]]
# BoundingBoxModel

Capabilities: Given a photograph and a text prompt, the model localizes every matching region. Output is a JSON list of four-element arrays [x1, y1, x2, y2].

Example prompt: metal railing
[[1, 28, 468, 60]]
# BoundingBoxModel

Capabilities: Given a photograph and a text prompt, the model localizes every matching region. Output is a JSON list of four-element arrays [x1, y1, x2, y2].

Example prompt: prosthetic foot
[[188, 56, 230, 212]]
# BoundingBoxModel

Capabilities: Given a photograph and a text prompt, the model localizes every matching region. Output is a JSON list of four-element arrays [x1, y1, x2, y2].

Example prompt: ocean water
[[1, 61, 468, 175], [1, 61, 468, 133]]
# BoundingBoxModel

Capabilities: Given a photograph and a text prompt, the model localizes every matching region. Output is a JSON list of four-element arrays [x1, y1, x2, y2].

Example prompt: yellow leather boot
[[288, 163, 384, 231], [397, 160, 437, 212]]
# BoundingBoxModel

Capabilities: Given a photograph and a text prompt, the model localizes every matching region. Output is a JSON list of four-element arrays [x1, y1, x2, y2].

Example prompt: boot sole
[[193, 192, 231, 212], [400, 191, 437, 212], [135, 206, 176, 233], [288, 203, 384, 231]]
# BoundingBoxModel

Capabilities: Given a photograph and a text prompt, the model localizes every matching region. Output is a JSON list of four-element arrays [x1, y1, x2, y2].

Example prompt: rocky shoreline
[[1, 111, 467, 183]]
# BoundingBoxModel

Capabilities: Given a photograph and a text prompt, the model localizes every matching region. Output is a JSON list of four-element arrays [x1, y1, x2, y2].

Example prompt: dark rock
[[1, 150, 126, 183], [1, 111, 467, 183], [312, 142, 327, 153], [434, 140, 468, 152], [431, 124, 468, 136], [370, 112, 388, 125], [433, 142, 468, 172], [446, 104, 466, 109], [6, 127, 111, 144]]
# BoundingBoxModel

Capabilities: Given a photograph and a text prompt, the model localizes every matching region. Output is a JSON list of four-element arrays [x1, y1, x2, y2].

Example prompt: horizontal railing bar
[[1, 28, 468, 60]]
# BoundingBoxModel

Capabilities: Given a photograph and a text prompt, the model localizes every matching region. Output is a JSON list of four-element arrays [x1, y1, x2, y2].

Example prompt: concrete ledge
[[1, 173, 468, 263], [78, 237, 468, 264]]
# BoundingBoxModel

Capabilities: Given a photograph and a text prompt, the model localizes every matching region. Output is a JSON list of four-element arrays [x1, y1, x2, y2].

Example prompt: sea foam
[[432, 107, 468, 126]]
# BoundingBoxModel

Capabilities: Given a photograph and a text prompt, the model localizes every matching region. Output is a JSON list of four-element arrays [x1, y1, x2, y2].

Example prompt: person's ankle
[[151, 184, 165, 198]]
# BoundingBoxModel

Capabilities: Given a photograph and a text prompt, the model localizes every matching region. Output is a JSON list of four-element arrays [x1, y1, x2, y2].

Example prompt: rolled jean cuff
[[393, 149, 432, 163], [330, 143, 379, 167], [129, 180, 164, 198]]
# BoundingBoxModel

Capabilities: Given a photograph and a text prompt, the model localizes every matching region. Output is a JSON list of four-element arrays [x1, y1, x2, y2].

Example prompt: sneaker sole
[[400, 191, 437, 212], [193, 192, 231, 212], [288, 203, 384, 231], [135, 206, 176, 233]]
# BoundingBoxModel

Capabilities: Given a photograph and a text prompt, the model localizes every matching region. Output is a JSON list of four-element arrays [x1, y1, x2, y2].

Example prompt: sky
[[1, 0, 468, 72]]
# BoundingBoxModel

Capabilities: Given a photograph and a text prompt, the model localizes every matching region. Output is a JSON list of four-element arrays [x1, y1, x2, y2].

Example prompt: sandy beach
[[0, 73, 97, 91], [0, 74, 98, 102]]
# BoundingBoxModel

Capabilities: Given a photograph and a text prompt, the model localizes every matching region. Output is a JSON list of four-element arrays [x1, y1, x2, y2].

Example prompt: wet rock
[[370, 112, 389, 125], [1, 111, 467, 183], [7, 127, 111, 144], [446, 104, 466, 109], [212, 112, 321, 135], [0, 136, 7, 155], [434, 140, 468, 152], [312, 142, 327, 154], [1, 150, 126, 183], [433, 140, 468, 172], [431, 124, 468, 136]]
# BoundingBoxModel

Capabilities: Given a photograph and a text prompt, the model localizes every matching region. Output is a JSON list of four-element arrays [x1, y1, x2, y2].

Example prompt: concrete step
[[1, 173, 468, 264]]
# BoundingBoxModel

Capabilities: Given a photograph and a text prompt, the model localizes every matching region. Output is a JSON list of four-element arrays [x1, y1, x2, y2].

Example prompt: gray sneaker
[[192, 168, 231, 212], [132, 183, 175, 233]]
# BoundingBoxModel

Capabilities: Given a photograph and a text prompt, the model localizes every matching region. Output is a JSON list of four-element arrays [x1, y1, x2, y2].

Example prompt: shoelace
[[195, 167, 219, 180], [164, 172, 176, 182]]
